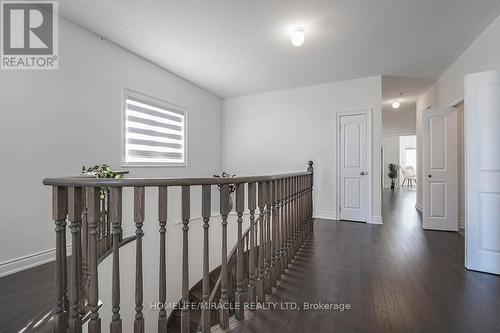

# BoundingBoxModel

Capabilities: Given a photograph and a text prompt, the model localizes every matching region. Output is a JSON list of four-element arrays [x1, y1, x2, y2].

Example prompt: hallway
[[231, 189, 500, 333]]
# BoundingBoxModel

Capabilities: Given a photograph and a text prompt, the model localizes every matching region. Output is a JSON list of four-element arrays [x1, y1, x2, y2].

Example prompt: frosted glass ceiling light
[[392, 100, 401, 109], [291, 27, 305, 46]]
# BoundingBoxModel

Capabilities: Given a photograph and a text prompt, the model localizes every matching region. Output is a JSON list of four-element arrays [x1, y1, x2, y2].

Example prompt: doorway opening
[[382, 135, 417, 216]]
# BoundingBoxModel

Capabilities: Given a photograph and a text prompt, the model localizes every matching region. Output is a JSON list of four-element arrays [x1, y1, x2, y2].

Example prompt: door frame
[[335, 109, 372, 222]]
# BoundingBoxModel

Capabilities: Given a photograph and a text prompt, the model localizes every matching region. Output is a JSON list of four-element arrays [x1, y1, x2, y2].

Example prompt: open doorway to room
[[399, 135, 417, 189], [382, 135, 417, 204], [380, 76, 430, 223]]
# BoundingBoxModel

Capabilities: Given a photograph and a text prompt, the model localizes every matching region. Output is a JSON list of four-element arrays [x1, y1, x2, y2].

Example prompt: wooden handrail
[[45, 161, 314, 333], [43, 171, 311, 187]]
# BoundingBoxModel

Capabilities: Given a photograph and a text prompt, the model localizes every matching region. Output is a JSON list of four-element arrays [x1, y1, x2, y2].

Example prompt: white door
[[465, 69, 500, 274], [422, 108, 458, 231], [339, 113, 369, 222]]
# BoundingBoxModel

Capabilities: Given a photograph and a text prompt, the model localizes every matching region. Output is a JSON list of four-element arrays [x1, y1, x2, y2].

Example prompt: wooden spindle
[[265, 181, 272, 293], [257, 182, 266, 302], [87, 187, 101, 333], [134, 187, 145, 333], [81, 189, 89, 309], [158, 186, 168, 333], [235, 183, 245, 320], [294, 177, 299, 254], [300, 176, 305, 243], [247, 182, 257, 304], [181, 185, 190, 333], [219, 184, 230, 328], [277, 179, 284, 276], [275, 179, 282, 281], [77, 189, 85, 315], [280, 178, 286, 273], [308, 161, 314, 232], [68, 187, 82, 333], [110, 187, 122, 333], [52, 186, 67, 333], [285, 178, 291, 267], [201, 185, 211, 333], [271, 180, 276, 286], [290, 177, 297, 255]]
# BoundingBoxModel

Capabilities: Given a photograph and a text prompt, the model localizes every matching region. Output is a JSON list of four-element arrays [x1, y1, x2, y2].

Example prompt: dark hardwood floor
[[1, 188, 499, 332], [0, 261, 54, 332], [230, 188, 500, 333]]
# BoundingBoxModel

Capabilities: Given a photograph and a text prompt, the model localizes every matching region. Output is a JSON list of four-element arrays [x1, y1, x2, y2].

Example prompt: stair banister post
[[87, 186, 101, 333], [219, 184, 230, 329], [158, 186, 168, 333], [180, 185, 191, 333], [256, 181, 266, 302], [279, 178, 286, 275], [201, 185, 211, 333], [52, 186, 68, 333], [272, 179, 280, 284], [134, 187, 145, 333], [110, 187, 123, 333], [68, 187, 83, 333], [265, 180, 273, 293], [235, 183, 245, 320], [247, 182, 257, 305], [307, 161, 314, 232]]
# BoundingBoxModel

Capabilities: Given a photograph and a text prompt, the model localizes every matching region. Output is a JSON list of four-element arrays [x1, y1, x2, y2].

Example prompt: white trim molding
[[415, 202, 423, 212], [313, 210, 337, 220], [369, 216, 384, 225], [0, 245, 71, 278], [0, 227, 137, 277], [459, 219, 465, 230]]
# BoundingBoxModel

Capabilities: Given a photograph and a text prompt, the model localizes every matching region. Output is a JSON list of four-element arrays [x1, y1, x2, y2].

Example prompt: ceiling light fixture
[[291, 27, 305, 47], [392, 100, 401, 109]]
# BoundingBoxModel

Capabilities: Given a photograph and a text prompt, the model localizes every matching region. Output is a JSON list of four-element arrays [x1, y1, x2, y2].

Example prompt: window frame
[[121, 88, 188, 167]]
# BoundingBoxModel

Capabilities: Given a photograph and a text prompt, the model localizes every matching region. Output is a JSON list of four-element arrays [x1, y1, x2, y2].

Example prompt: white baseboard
[[313, 210, 337, 220], [459, 219, 465, 229], [0, 227, 136, 278], [0, 244, 71, 278], [369, 216, 383, 225]]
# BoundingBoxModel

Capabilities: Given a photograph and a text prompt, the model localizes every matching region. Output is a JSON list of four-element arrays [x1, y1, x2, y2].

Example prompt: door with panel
[[465, 69, 500, 274], [422, 108, 458, 231], [339, 113, 369, 222]]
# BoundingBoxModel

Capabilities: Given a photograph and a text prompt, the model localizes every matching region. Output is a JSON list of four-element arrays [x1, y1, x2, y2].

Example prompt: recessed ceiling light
[[291, 27, 305, 47], [392, 100, 401, 109]]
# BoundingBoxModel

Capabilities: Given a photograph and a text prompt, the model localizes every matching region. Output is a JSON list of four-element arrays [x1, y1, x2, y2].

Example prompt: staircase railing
[[43, 161, 314, 333]]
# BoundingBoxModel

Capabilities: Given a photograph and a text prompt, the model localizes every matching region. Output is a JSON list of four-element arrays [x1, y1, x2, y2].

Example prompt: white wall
[[382, 103, 416, 136], [222, 76, 383, 223], [416, 13, 500, 210], [0, 18, 223, 277], [382, 136, 400, 189]]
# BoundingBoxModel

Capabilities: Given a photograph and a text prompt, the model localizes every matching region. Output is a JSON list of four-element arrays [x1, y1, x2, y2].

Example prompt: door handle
[[428, 174, 432, 178], [360, 171, 366, 176]]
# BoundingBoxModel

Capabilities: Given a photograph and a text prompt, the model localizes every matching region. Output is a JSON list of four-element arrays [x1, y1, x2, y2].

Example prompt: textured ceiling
[[60, 0, 500, 98]]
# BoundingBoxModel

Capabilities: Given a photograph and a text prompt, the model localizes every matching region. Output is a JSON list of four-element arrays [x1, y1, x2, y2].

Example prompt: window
[[404, 148, 417, 171], [123, 90, 186, 166]]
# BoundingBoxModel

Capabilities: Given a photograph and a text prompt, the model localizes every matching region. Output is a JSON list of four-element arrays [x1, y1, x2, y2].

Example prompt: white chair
[[401, 166, 417, 186]]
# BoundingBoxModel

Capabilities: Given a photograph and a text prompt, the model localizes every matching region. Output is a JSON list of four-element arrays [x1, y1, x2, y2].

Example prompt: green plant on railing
[[82, 164, 125, 198], [213, 172, 236, 211]]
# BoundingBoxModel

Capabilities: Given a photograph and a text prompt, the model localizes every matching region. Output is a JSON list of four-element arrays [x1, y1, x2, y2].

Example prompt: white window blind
[[123, 92, 186, 166]]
